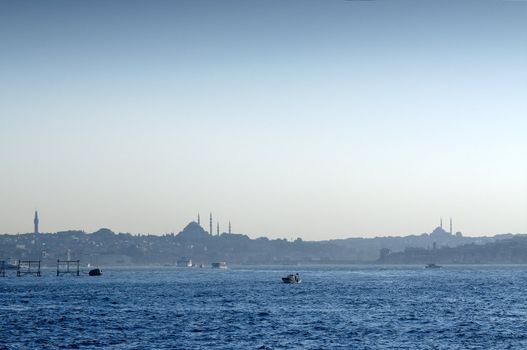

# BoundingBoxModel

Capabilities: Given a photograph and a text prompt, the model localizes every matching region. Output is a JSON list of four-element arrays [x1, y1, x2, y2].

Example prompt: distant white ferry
[[177, 258, 192, 267], [211, 262, 227, 269]]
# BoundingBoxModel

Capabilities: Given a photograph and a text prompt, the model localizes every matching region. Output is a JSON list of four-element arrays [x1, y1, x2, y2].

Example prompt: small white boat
[[177, 258, 193, 267], [282, 273, 301, 284]]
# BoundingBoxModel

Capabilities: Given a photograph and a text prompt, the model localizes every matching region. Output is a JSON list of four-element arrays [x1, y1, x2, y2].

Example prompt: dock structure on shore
[[56, 259, 80, 276], [17, 260, 41, 277]]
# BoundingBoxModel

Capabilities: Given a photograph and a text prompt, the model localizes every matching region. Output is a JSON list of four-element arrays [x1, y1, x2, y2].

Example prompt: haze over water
[[2, 4, 527, 350]]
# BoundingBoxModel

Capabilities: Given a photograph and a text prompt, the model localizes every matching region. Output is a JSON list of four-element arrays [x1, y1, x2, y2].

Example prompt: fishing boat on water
[[282, 273, 301, 284], [211, 262, 227, 269], [88, 268, 102, 276]]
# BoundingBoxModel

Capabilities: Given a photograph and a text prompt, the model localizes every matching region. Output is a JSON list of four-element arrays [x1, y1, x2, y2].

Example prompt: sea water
[[1, 265, 527, 349]]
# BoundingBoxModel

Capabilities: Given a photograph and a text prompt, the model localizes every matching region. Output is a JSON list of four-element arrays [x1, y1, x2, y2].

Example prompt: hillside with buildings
[[1, 213, 523, 266], [381, 235, 527, 264]]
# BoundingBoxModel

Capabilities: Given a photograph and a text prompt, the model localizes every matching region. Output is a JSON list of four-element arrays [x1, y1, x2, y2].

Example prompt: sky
[[0, 0, 526, 239]]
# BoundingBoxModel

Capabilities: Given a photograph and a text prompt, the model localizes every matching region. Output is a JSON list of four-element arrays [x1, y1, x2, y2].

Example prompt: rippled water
[[1, 265, 527, 349]]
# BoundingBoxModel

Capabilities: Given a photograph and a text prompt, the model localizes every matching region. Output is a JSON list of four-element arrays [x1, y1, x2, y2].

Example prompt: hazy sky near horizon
[[0, 0, 526, 239]]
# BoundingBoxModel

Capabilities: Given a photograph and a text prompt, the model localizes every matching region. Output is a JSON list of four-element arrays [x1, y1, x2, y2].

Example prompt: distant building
[[430, 226, 451, 239], [177, 222, 210, 240], [34, 211, 39, 234]]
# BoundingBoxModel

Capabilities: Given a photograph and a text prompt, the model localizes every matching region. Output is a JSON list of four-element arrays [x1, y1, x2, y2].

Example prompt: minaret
[[34, 210, 39, 234], [228, 221, 231, 234], [440, 217, 443, 230], [217, 222, 220, 236], [209, 213, 213, 235], [197, 213, 200, 225], [449, 217, 452, 235]]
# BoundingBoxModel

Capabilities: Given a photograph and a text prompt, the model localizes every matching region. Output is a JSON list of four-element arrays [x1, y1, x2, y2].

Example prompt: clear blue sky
[[0, 0, 526, 238]]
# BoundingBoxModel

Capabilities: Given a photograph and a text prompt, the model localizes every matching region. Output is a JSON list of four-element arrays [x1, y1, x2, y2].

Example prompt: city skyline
[[3, 209, 516, 240], [1, 0, 526, 239]]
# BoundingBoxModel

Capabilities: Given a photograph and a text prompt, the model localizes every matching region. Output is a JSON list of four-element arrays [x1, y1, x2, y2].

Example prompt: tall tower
[[197, 213, 200, 225], [34, 210, 39, 234], [449, 217, 452, 235], [229, 221, 231, 234], [209, 212, 213, 235], [217, 222, 220, 236], [440, 217, 443, 229]]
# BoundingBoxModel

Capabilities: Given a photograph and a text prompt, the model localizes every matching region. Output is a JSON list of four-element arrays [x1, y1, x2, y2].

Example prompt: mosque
[[430, 217, 463, 238]]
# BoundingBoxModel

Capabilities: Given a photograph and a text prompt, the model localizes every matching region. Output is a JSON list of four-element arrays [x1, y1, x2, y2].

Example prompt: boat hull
[[425, 264, 441, 269], [282, 275, 301, 284], [211, 262, 227, 269], [88, 268, 102, 276]]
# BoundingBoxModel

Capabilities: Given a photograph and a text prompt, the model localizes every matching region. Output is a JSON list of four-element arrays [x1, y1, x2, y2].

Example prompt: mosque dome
[[176, 221, 210, 240]]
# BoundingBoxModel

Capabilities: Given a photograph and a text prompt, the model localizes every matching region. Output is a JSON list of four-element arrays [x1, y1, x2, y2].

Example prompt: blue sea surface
[[1, 265, 527, 349]]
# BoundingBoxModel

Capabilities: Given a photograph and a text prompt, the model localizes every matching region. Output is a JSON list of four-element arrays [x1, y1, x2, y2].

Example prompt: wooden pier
[[56, 259, 80, 276], [17, 260, 41, 277]]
